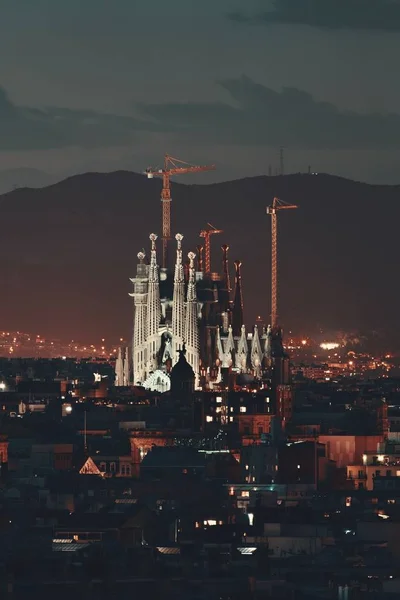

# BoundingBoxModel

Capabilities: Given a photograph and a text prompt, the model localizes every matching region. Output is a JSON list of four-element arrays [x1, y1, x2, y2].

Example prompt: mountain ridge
[[3, 170, 400, 198], [0, 171, 398, 345]]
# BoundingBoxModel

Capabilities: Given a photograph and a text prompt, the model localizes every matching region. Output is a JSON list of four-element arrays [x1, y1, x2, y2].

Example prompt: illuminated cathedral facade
[[126, 232, 286, 393]]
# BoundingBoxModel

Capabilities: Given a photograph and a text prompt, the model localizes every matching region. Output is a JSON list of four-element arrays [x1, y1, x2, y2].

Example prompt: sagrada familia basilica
[[115, 231, 286, 392]]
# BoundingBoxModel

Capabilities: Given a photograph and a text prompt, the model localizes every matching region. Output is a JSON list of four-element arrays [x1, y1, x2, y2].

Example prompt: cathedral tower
[[115, 347, 124, 386], [232, 260, 244, 337], [123, 346, 130, 385], [130, 251, 148, 385], [146, 234, 162, 375], [184, 251, 200, 384], [172, 233, 185, 364]]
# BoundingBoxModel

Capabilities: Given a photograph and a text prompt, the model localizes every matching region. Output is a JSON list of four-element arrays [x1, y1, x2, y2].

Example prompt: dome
[[170, 345, 195, 382]]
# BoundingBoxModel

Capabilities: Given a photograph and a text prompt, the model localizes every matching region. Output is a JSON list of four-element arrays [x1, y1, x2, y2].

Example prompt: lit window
[[206, 415, 213, 422], [245, 465, 249, 470], [265, 398, 270, 403], [241, 491, 249, 497], [230, 407, 234, 413], [240, 406, 247, 413], [215, 407, 221, 413], [396, 471, 400, 477], [216, 396, 222, 404], [297, 464, 301, 469], [388, 499, 396, 504], [229, 416, 233, 422]]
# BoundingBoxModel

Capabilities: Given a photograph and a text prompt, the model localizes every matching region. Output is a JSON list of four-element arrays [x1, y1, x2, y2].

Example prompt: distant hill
[[0, 168, 56, 195], [0, 171, 398, 345]]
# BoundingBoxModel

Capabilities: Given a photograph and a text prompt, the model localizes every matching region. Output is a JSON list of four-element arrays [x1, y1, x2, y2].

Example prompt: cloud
[[0, 87, 157, 151], [228, 0, 400, 32], [138, 76, 400, 149], [4, 77, 400, 154]]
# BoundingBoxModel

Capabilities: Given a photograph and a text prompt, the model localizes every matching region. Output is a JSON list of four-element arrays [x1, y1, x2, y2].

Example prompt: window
[[229, 416, 233, 422], [126, 465, 131, 476], [240, 406, 247, 413], [110, 462, 116, 472], [121, 465, 126, 475], [241, 491, 249, 497], [216, 396, 222, 404], [215, 407, 221, 413], [206, 415, 213, 422]]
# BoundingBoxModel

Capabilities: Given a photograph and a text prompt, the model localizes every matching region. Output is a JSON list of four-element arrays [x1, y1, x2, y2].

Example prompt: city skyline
[[1, 5, 400, 599]]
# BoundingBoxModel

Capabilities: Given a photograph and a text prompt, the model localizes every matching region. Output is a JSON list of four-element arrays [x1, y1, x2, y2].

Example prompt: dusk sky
[[2, 0, 400, 183]]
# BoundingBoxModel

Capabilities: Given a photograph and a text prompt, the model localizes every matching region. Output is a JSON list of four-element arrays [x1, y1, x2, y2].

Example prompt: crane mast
[[199, 223, 223, 274], [145, 154, 215, 269], [266, 197, 297, 329]]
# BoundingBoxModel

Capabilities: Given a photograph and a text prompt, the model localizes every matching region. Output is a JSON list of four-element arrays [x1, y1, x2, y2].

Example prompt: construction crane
[[199, 223, 223, 275], [145, 154, 215, 269], [266, 197, 297, 329]]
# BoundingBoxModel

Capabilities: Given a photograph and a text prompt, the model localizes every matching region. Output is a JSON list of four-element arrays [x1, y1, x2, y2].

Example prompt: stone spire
[[216, 326, 224, 362], [123, 346, 130, 385], [236, 324, 248, 372], [115, 347, 124, 386], [130, 251, 148, 385], [223, 325, 235, 367], [232, 260, 244, 337], [221, 244, 231, 312], [146, 234, 161, 373], [221, 245, 231, 294], [264, 324, 272, 366], [251, 325, 263, 377], [172, 233, 185, 364], [184, 251, 200, 383]]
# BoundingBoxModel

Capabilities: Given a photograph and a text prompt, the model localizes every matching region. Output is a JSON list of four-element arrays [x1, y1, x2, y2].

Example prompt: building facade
[[127, 232, 290, 394]]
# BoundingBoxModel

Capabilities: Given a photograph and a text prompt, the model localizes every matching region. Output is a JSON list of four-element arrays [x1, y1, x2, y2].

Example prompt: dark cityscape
[[2, 2, 400, 599]]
